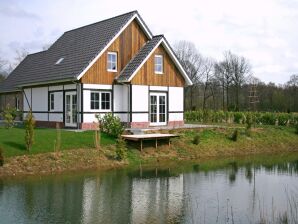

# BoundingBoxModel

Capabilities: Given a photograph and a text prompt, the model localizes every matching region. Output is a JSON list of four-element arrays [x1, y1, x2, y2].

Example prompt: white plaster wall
[[32, 87, 48, 111], [23, 88, 31, 111], [49, 85, 63, 91], [113, 113, 129, 122], [132, 113, 148, 122], [84, 113, 99, 123], [49, 113, 63, 122], [32, 113, 48, 121], [132, 85, 148, 112], [169, 113, 183, 121], [83, 84, 112, 90], [64, 84, 77, 90], [169, 87, 183, 112], [149, 86, 168, 91], [114, 85, 128, 112]]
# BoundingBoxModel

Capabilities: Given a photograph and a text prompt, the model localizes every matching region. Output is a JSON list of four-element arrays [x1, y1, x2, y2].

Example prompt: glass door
[[150, 93, 167, 126], [65, 92, 77, 127]]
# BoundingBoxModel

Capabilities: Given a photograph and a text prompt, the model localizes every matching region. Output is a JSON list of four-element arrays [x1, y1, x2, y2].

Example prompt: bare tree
[[201, 58, 215, 110], [174, 41, 204, 110], [11, 48, 28, 70], [215, 51, 251, 111], [0, 57, 8, 82]]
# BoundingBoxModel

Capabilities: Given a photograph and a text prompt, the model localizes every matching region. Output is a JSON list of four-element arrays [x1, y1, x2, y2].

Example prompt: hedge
[[185, 110, 298, 126]]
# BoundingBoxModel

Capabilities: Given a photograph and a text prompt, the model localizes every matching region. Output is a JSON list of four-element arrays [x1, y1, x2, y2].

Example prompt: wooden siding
[[81, 19, 148, 84], [131, 45, 185, 87]]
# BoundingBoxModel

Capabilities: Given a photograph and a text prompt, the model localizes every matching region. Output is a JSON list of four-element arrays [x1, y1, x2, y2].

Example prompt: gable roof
[[0, 11, 152, 93], [116, 35, 163, 82], [0, 11, 192, 93], [116, 35, 193, 85]]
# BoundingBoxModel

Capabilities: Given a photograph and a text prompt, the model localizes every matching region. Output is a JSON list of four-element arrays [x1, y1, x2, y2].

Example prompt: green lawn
[[0, 127, 116, 157]]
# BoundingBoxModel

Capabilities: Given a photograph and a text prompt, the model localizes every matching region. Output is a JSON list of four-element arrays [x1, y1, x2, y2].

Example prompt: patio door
[[150, 92, 167, 126], [65, 92, 77, 127]]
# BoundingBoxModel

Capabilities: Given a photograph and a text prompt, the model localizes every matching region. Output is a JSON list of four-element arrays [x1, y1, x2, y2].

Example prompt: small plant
[[0, 148, 4, 166], [192, 134, 200, 145], [230, 129, 239, 142], [96, 113, 124, 137], [2, 104, 16, 129], [24, 111, 36, 151], [54, 123, 61, 153], [115, 137, 127, 161], [245, 113, 253, 137]]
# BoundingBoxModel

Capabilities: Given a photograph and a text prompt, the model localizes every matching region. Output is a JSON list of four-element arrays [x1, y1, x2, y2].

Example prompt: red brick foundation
[[34, 120, 185, 130], [130, 122, 150, 129], [167, 120, 184, 127], [35, 121, 64, 128], [80, 122, 98, 130]]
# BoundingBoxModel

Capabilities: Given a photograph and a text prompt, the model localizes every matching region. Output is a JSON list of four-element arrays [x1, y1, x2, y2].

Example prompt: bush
[[295, 124, 298, 135], [2, 104, 17, 129], [96, 113, 124, 138], [0, 148, 4, 166], [115, 137, 127, 161], [245, 113, 253, 136], [192, 134, 200, 145], [277, 113, 290, 126], [24, 111, 36, 151], [234, 112, 245, 124], [184, 110, 298, 127], [230, 129, 239, 142]]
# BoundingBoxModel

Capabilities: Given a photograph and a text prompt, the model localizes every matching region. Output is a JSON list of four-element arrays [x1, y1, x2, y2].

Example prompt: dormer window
[[154, 55, 163, 74], [55, 57, 64, 65], [107, 52, 117, 72]]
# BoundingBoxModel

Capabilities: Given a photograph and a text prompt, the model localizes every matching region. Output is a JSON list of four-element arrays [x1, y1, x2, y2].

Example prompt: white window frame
[[107, 52, 117, 72], [50, 93, 55, 111], [90, 91, 111, 111], [154, 55, 163, 74]]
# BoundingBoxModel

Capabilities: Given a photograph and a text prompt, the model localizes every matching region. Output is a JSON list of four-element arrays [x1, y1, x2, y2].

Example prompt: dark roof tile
[[0, 11, 139, 92]]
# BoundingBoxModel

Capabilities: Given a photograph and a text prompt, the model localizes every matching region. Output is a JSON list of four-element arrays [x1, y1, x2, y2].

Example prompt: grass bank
[[126, 125, 298, 166], [0, 125, 298, 178]]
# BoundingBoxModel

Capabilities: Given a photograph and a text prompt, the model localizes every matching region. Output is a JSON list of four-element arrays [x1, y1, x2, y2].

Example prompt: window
[[15, 97, 20, 111], [107, 52, 117, 72], [90, 91, 111, 110], [154, 55, 163, 74], [50, 93, 55, 111], [55, 57, 64, 65]]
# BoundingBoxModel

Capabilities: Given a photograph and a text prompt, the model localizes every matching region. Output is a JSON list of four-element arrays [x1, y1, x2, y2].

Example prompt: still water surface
[[1, 154, 298, 224]]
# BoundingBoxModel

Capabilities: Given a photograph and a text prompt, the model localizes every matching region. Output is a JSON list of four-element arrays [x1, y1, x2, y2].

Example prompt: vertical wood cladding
[[81, 19, 148, 84], [131, 45, 185, 87]]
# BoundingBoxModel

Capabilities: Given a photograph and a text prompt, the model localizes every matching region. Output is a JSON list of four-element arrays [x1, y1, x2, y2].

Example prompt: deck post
[[168, 138, 171, 147], [155, 138, 158, 149], [140, 139, 143, 151]]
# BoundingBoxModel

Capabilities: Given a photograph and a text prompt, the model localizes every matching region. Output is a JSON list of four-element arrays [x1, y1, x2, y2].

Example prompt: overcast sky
[[1, 0, 298, 84]]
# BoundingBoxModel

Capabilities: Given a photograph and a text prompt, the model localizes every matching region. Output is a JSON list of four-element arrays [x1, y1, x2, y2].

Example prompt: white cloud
[[0, 0, 297, 84]]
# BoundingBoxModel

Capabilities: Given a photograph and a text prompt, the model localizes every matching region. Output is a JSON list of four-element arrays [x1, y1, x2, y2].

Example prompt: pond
[[1, 153, 298, 224]]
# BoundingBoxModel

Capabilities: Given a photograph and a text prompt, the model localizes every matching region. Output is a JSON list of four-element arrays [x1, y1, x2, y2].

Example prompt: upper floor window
[[154, 55, 163, 74], [107, 52, 117, 72]]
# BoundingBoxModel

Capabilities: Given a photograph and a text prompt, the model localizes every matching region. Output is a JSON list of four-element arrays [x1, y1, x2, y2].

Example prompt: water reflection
[[1, 156, 298, 223]]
